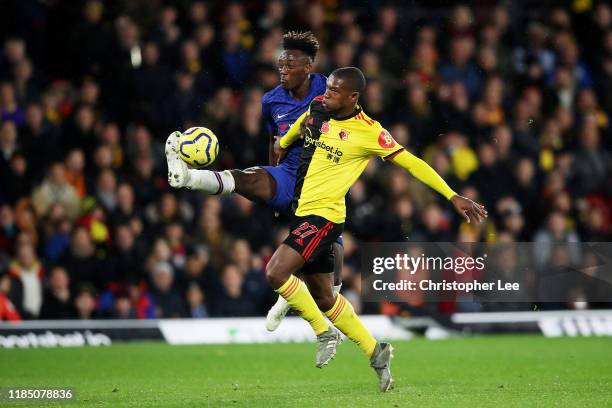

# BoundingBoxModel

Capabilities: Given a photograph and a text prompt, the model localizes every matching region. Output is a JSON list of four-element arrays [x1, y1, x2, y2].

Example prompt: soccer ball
[[178, 127, 219, 168]]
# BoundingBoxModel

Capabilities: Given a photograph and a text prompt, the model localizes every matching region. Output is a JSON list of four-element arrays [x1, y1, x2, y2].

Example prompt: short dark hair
[[282, 31, 319, 60], [330, 67, 366, 93]]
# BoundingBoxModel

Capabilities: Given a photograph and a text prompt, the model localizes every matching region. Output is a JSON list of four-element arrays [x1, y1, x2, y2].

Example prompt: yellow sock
[[325, 294, 377, 357], [276, 275, 329, 335]]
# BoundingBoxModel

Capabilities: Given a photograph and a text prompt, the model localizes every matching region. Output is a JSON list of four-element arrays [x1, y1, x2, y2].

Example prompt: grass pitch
[[1, 335, 611, 407]]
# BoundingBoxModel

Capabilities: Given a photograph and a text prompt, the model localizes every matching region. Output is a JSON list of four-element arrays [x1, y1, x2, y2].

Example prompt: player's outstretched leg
[[266, 244, 340, 368], [266, 242, 343, 332], [265, 288, 343, 332], [165, 131, 235, 192], [166, 131, 278, 203], [325, 294, 394, 391]]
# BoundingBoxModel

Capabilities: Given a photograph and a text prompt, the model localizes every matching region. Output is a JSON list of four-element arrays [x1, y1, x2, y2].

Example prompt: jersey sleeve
[[362, 124, 406, 160], [261, 97, 276, 136], [362, 125, 456, 200], [391, 150, 457, 200], [279, 109, 309, 149]]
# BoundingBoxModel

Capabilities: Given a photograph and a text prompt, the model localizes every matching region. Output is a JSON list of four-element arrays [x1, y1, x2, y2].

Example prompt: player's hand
[[298, 115, 311, 139], [450, 195, 488, 224], [165, 131, 190, 188], [274, 137, 286, 165]]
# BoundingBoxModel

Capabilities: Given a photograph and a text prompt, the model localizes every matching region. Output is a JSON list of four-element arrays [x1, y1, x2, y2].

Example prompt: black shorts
[[284, 215, 344, 274]]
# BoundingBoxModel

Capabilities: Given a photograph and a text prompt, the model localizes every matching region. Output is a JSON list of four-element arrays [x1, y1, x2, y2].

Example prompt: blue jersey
[[261, 73, 327, 174], [260, 73, 343, 245]]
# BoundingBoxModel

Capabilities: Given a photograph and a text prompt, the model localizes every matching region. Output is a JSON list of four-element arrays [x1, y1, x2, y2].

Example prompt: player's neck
[[289, 75, 311, 101], [331, 104, 359, 120]]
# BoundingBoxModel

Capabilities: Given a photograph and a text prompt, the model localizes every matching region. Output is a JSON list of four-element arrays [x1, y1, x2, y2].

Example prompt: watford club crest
[[339, 129, 349, 140], [320, 121, 330, 133]]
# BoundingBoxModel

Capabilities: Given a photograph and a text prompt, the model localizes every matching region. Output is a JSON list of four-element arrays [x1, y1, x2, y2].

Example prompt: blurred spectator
[[112, 291, 135, 319], [439, 36, 482, 100], [534, 211, 581, 267], [468, 143, 514, 208], [110, 183, 138, 227], [64, 149, 87, 199], [13, 58, 39, 105], [0, 120, 17, 170], [98, 278, 154, 319], [74, 285, 98, 319], [0, 205, 17, 254], [7, 243, 43, 318], [221, 196, 274, 249], [221, 25, 251, 88], [131, 42, 172, 127], [65, 104, 97, 159], [514, 22, 555, 76], [69, 0, 111, 78], [60, 226, 106, 290], [570, 114, 611, 196], [95, 169, 117, 212], [19, 102, 60, 176], [31, 163, 81, 220], [213, 263, 258, 317], [106, 224, 143, 283], [0, 82, 24, 126], [150, 261, 186, 318], [186, 282, 208, 318], [0, 38, 26, 79], [40, 266, 76, 319], [0, 274, 21, 320], [3, 153, 31, 204], [411, 204, 452, 242]]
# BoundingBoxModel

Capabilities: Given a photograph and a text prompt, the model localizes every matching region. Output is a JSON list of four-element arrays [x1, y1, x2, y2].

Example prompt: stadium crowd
[[0, 0, 610, 321]]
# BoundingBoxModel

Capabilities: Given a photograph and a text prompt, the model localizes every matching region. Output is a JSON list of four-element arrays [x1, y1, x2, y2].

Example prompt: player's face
[[322, 75, 358, 114], [277, 50, 311, 90]]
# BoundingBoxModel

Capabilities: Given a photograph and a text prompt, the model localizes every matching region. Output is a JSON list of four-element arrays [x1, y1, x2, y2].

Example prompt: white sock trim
[[216, 170, 235, 195], [186, 169, 235, 195]]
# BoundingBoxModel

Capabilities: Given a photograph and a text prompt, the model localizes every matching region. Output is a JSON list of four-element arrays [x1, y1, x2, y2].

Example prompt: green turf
[[1, 335, 611, 407]]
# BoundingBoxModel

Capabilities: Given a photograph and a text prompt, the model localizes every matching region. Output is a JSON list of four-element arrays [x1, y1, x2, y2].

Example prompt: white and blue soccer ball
[[178, 127, 219, 168]]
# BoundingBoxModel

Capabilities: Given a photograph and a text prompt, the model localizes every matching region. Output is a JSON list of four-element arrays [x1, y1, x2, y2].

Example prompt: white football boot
[[165, 131, 190, 188]]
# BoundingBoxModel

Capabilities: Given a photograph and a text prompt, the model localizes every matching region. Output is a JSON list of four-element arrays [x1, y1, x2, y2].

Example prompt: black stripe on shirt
[[383, 147, 405, 161]]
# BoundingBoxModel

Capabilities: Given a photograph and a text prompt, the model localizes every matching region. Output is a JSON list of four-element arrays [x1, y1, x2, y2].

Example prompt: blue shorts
[[262, 163, 295, 212], [262, 161, 343, 247]]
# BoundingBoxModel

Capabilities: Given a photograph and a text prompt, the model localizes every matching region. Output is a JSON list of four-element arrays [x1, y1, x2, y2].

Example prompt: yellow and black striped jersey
[[280, 97, 457, 224], [280, 98, 405, 223]]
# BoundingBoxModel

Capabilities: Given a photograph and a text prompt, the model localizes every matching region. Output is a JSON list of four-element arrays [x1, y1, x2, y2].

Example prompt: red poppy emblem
[[320, 121, 330, 133]]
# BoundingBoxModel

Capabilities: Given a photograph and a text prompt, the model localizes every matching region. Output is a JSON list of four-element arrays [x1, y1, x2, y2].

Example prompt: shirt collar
[[330, 104, 362, 121]]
